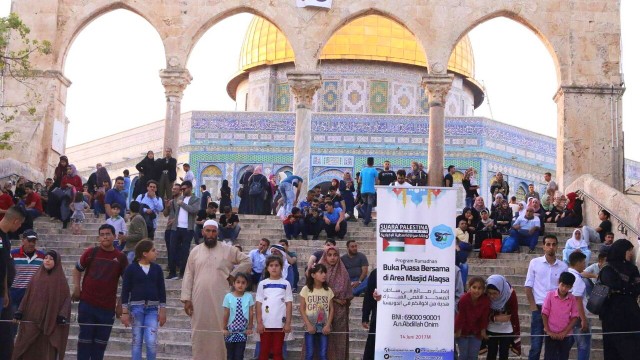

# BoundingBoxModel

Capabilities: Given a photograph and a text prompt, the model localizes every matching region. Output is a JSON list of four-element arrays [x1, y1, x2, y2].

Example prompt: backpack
[[479, 240, 498, 259], [501, 236, 519, 253], [248, 175, 264, 196]]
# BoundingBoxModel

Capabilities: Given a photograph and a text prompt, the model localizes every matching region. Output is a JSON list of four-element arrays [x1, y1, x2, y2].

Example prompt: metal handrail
[[575, 189, 639, 238]]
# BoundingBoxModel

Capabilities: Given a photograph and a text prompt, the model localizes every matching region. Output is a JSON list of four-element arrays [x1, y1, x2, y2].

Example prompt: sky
[[1, 1, 638, 162]]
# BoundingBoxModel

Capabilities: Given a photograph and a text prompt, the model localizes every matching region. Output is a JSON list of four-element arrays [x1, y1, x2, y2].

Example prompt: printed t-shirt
[[256, 278, 293, 328], [341, 252, 369, 279], [377, 170, 397, 186], [76, 246, 128, 310], [300, 286, 334, 326], [360, 167, 378, 194]]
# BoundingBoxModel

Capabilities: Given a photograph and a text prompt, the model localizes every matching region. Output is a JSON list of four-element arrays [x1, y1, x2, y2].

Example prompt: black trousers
[[0, 302, 15, 360], [486, 331, 512, 360]]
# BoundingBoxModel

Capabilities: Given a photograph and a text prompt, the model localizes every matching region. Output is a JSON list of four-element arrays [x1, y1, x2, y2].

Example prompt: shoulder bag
[[586, 265, 621, 315]]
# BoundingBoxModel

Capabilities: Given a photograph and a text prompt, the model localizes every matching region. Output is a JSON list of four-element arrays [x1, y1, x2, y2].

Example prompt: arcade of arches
[[1, 0, 626, 194]]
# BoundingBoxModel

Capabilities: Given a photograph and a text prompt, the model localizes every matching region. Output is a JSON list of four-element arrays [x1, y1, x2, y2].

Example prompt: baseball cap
[[23, 230, 38, 240]]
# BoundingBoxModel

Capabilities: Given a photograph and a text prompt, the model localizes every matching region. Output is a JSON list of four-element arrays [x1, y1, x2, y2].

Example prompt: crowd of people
[[2, 151, 640, 360]]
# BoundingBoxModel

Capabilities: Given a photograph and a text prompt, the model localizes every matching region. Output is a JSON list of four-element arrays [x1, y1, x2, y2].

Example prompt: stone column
[[554, 85, 625, 191], [422, 74, 453, 187], [159, 68, 192, 155], [287, 71, 321, 194]]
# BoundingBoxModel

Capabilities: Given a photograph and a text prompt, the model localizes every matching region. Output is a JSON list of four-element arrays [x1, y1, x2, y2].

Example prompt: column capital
[[287, 71, 321, 109], [553, 84, 625, 102], [159, 68, 192, 99], [421, 74, 454, 107]]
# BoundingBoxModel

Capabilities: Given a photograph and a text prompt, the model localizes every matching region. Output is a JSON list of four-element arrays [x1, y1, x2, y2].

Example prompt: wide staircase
[[18, 212, 603, 359]]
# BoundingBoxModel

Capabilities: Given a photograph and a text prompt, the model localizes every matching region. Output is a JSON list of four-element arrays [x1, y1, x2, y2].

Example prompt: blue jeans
[[350, 276, 368, 296], [510, 229, 539, 251], [279, 182, 295, 216], [131, 305, 159, 360], [25, 208, 41, 219], [304, 332, 328, 360], [458, 262, 469, 286], [219, 224, 241, 242], [284, 220, 305, 239], [573, 318, 591, 360], [77, 301, 115, 360], [529, 308, 544, 360], [169, 228, 193, 276], [457, 335, 482, 360], [361, 193, 375, 224], [465, 197, 474, 209]]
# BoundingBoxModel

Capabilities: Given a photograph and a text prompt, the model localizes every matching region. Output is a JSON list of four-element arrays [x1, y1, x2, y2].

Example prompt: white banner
[[375, 186, 457, 360], [296, 0, 333, 9]]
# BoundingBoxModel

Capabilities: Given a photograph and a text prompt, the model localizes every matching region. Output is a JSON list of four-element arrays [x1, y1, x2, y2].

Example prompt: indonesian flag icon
[[382, 238, 404, 252], [296, 0, 333, 9], [405, 237, 427, 252]]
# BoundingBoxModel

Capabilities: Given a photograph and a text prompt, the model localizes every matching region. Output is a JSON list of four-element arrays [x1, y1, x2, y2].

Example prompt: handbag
[[586, 283, 610, 315], [586, 265, 620, 315], [237, 186, 244, 197]]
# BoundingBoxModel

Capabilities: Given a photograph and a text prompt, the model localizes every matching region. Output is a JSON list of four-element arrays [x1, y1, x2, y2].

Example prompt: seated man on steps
[[303, 198, 324, 240], [283, 206, 305, 240], [509, 207, 541, 254], [218, 206, 241, 243], [323, 201, 347, 240], [341, 240, 369, 296]]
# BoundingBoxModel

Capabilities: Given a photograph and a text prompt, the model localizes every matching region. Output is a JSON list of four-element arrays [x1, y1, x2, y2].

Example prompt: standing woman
[[237, 165, 254, 214], [339, 172, 356, 220], [134, 151, 156, 199], [485, 275, 521, 360], [319, 246, 353, 360], [248, 166, 269, 215], [60, 164, 83, 228], [13, 250, 71, 359], [52, 156, 68, 189], [49, 156, 68, 220], [219, 180, 232, 213], [599, 239, 640, 360], [262, 174, 276, 216]]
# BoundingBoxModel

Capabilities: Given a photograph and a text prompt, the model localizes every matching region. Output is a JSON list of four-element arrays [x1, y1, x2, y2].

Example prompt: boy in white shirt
[[105, 203, 126, 248]]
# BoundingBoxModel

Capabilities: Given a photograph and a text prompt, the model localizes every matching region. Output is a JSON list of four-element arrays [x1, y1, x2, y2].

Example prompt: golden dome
[[237, 15, 475, 78]]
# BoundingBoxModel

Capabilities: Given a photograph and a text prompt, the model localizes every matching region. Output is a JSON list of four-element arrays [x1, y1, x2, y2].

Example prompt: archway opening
[[64, 9, 165, 178], [467, 17, 557, 142]]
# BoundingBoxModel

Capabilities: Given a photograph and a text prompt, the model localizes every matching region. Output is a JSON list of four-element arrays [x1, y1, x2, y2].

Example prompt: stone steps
[[23, 214, 603, 360]]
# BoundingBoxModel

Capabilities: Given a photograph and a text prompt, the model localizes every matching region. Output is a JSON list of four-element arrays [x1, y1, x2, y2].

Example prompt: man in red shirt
[[23, 183, 43, 219], [72, 224, 128, 359], [0, 187, 14, 221]]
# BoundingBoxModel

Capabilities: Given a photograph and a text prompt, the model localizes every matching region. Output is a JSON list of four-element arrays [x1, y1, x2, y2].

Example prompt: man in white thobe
[[181, 220, 252, 359]]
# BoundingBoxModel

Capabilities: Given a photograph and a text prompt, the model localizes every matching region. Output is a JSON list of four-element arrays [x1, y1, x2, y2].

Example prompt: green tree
[[0, 12, 51, 150]]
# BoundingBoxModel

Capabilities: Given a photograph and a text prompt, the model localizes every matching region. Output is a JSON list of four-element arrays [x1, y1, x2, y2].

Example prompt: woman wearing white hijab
[[562, 228, 591, 265], [485, 275, 521, 359]]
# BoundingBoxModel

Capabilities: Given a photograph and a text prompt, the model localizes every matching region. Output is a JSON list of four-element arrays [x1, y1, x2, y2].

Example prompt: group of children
[[456, 250, 596, 360]]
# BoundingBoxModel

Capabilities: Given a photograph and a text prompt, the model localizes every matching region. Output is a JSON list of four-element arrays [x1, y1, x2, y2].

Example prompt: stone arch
[[317, 9, 428, 67], [445, 10, 562, 84], [182, 7, 299, 67], [516, 182, 529, 203], [57, 2, 166, 70], [200, 164, 223, 198], [310, 169, 346, 189]]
